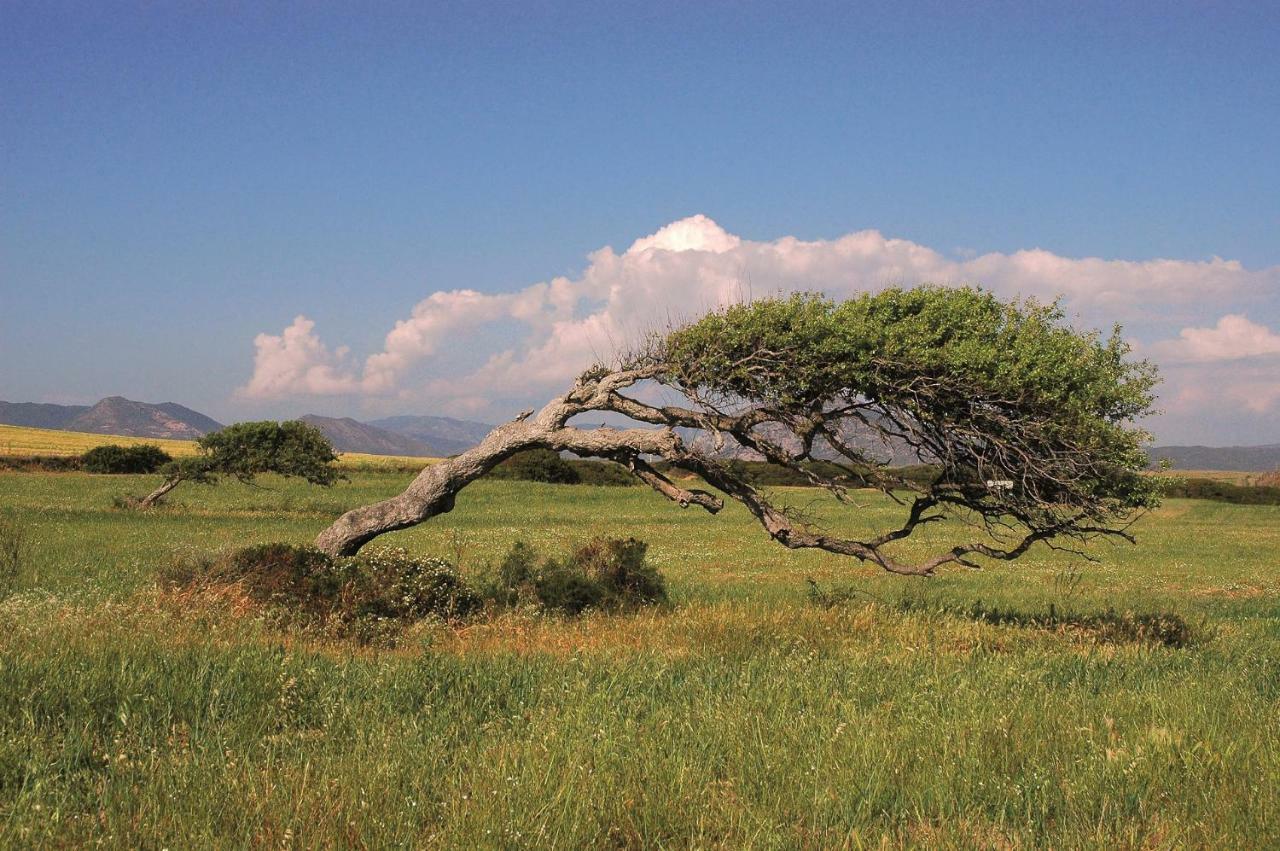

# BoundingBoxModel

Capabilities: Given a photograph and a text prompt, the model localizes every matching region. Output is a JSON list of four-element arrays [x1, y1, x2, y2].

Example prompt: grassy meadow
[[0, 466, 1278, 848]]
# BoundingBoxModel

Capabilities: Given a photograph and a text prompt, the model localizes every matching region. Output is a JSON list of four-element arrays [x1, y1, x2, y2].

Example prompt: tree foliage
[[659, 288, 1160, 548], [140, 420, 338, 507], [316, 285, 1160, 576], [81, 444, 172, 474]]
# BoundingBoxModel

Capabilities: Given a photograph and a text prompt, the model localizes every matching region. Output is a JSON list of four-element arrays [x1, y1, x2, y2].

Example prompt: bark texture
[[315, 368, 718, 557]]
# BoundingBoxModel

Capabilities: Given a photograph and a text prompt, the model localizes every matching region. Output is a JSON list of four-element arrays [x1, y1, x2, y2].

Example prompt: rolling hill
[[367, 415, 493, 456], [0, 401, 92, 429], [0, 396, 222, 439], [299, 415, 437, 457]]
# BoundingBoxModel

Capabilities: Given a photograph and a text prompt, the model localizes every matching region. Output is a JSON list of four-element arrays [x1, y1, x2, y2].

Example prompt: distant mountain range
[[1147, 444, 1280, 473], [298, 415, 434, 456], [0, 396, 223, 439], [0, 396, 493, 457], [366, 415, 494, 456], [298, 415, 494, 457]]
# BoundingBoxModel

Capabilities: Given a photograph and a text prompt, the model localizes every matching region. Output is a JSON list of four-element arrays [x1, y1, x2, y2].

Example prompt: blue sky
[[2, 2, 1278, 443]]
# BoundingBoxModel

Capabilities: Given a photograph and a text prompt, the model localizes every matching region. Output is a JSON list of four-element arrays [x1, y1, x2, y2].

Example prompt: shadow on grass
[[806, 579, 1197, 648]]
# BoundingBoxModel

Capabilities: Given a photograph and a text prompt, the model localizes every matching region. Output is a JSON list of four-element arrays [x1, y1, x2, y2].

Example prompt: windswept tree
[[139, 420, 339, 508], [316, 286, 1160, 575]]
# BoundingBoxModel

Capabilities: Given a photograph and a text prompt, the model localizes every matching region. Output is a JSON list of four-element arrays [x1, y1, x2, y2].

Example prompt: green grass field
[[1, 468, 1277, 847]]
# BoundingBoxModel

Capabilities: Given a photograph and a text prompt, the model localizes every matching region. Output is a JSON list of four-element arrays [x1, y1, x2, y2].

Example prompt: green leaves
[[660, 286, 1161, 523], [178, 421, 340, 487]]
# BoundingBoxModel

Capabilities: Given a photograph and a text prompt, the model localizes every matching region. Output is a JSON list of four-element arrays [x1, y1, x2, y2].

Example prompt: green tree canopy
[[315, 285, 1160, 575], [139, 421, 339, 508]]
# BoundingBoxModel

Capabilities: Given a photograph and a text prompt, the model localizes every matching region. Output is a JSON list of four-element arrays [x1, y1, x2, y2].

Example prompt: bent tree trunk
[[314, 388, 720, 557], [139, 477, 182, 509]]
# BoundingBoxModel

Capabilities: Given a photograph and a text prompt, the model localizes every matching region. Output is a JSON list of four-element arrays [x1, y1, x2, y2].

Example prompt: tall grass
[[0, 469, 1277, 847]]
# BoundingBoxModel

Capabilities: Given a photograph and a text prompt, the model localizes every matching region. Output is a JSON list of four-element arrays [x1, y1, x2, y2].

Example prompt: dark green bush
[[532, 563, 607, 616], [0, 455, 82, 472], [486, 537, 667, 615], [166, 536, 665, 639], [491, 449, 581, 484], [571, 537, 666, 606], [81, 444, 172, 474], [222, 543, 344, 616]]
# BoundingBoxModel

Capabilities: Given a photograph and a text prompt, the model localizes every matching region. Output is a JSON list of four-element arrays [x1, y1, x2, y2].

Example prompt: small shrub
[[486, 537, 668, 615], [570, 537, 666, 606], [533, 562, 608, 615], [164, 542, 480, 643], [482, 540, 539, 606], [0, 455, 81, 472], [494, 449, 581, 484], [345, 547, 481, 622], [222, 542, 345, 617], [891, 596, 1197, 648], [81, 444, 172, 474]]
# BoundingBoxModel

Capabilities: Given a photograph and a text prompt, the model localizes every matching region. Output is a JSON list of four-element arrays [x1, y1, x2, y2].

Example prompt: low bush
[[1159, 476, 1280, 505], [81, 444, 172, 474], [807, 588, 1197, 648], [0, 455, 82, 472], [490, 449, 581, 484], [485, 537, 667, 615], [163, 543, 479, 644], [165, 535, 666, 641]]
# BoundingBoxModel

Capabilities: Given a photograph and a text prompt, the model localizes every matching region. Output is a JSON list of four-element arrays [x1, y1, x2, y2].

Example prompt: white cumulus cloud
[[239, 316, 361, 399], [240, 215, 1280, 422], [1151, 314, 1280, 363]]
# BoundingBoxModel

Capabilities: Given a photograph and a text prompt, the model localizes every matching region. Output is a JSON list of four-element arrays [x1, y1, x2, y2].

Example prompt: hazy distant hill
[[66, 396, 223, 439], [299, 415, 436, 457], [1148, 444, 1280, 473], [368, 415, 493, 456], [0, 396, 222, 439], [0, 401, 90, 430]]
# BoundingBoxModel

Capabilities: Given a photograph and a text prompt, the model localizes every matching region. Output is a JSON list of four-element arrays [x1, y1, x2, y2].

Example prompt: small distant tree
[[316, 286, 1161, 576], [138, 420, 339, 509]]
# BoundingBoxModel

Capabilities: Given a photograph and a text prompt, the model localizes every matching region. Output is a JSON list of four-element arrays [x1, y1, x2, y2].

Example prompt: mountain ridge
[[1147, 444, 1280, 473], [298, 415, 438, 457], [367, 415, 494, 456], [0, 396, 223, 439]]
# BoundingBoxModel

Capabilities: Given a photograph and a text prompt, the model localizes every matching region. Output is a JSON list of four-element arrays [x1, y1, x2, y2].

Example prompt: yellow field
[[0, 423, 439, 469], [0, 423, 201, 457]]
